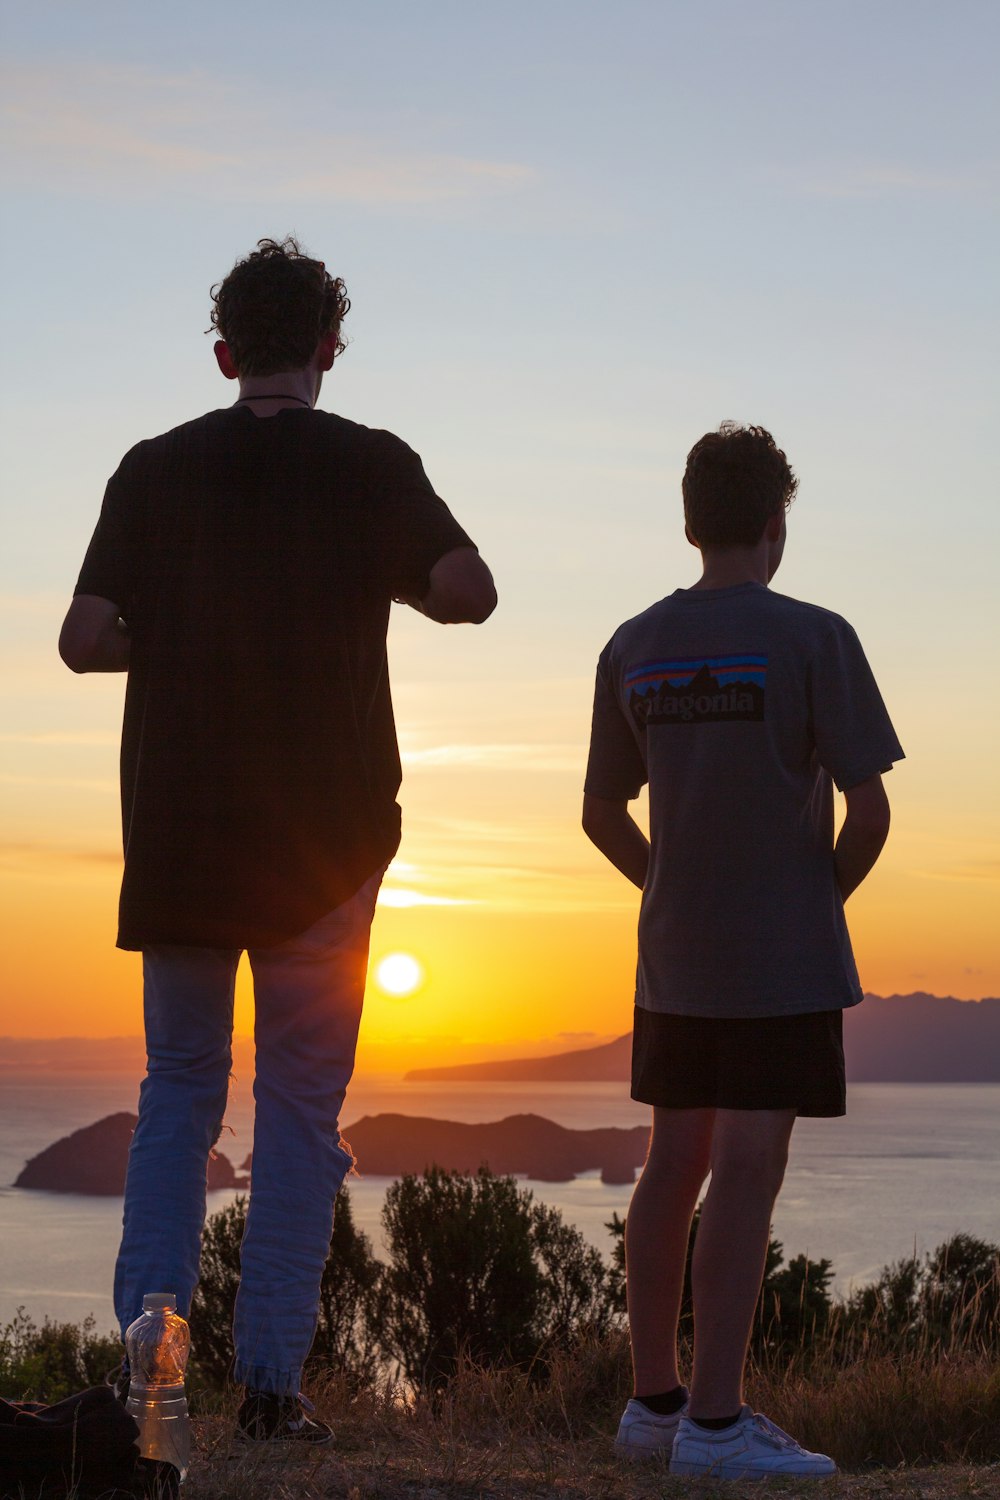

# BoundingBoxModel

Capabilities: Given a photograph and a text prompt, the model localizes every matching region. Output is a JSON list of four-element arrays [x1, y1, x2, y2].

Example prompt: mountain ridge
[[404, 994, 1000, 1083]]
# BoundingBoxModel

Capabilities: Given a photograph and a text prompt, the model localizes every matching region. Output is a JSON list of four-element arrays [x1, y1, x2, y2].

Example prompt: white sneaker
[[614, 1396, 688, 1457], [669, 1406, 836, 1480]]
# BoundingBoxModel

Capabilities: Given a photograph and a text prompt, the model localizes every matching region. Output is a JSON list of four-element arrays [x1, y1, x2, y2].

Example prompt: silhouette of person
[[583, 422, 902, 1479], [60, 236, 496, 1442]]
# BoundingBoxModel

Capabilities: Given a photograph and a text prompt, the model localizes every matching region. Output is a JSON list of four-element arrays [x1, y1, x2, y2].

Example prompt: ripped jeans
[[113, 870, 382, 1395]]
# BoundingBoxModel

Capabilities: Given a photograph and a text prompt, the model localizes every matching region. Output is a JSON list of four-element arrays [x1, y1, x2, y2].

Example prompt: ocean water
[[1, 1072, 998, 1332]]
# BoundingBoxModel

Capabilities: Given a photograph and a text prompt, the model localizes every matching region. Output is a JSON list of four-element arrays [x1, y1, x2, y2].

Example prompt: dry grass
[[179, 1334, 1000, 1500]]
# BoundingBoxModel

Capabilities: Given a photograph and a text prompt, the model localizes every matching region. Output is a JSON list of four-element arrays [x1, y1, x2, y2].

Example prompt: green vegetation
[[3, 1168, 999, 1482], [378, 1166, 617, 1388], [189, 1188, 381, 1392], [0, 1309, 121, 1405]]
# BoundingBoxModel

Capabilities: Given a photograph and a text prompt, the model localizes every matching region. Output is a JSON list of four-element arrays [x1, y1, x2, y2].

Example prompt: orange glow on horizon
[[2, 674, 998, 1058]]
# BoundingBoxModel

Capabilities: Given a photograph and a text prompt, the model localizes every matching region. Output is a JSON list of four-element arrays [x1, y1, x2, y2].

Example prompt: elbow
[[428, 579, 497, 625], [844, 803, 891, 853], [423, 550, 497, 624], [581, 796, 612, 846], [843, 777, 891, 845], [465, 580, 497, 624], [864, 805, 892, 846], [58, 633, 91, 674], [449, 563, 497, 624]]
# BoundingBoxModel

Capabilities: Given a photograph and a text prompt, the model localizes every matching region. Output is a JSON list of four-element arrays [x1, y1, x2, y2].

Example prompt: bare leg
[[625, 1107, 714, 1394], [689, 1108, 796, 1418]]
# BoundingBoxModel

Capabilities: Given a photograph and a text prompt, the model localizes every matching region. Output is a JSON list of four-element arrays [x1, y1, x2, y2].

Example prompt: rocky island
[[16, 1111, 649, 1193], [14, 1112, 249, 1195], [333, 1112, 647, 1183]]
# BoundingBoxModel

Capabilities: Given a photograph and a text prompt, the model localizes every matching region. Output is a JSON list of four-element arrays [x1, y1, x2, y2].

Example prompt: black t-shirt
[[75, 406, 475, 950]]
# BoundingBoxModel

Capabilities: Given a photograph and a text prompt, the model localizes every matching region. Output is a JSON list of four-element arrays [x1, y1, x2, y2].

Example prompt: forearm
[[834, 820, 888, 900], [398, 547, 497, 624], [59, 597, 130, 673], [582, 795, 649, 889]]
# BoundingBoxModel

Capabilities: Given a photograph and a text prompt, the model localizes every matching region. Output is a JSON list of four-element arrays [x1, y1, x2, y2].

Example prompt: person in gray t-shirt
[[583, 422, 902, 1480]]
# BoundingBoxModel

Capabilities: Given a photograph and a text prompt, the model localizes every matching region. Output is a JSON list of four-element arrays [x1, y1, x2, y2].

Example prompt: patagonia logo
[[626, 654, 767, 726]]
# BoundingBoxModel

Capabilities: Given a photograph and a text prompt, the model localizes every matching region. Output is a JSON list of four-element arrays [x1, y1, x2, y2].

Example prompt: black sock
[[635, 1385, 688, 1416], [691, 1412, 741, 1431]]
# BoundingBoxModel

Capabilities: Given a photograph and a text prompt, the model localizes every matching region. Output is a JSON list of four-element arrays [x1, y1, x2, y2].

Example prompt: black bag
[[0, 1386, 178, 1499]]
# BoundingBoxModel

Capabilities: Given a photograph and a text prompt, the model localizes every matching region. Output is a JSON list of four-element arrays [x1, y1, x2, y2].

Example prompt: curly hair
[[209, 236, 350, 377], [682, 422, 798, 548]]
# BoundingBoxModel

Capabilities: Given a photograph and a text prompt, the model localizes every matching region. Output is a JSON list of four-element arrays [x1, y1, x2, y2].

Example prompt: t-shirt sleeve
[[73, 455, 142, 619], [368, 434, 476, 598], [584, 642, 647, 799], [809, 619, 905, 791]]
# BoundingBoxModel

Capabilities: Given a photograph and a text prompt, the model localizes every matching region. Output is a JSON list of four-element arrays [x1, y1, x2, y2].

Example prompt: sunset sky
[[2, 2, 997, 1072]]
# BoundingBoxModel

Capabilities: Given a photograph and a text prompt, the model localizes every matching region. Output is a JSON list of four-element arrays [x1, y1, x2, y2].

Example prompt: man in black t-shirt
[[60, 237, 496, 1443]]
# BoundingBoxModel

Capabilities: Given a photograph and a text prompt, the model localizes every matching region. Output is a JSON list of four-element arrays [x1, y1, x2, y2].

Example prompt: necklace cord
[[234, 394, 311, 408]]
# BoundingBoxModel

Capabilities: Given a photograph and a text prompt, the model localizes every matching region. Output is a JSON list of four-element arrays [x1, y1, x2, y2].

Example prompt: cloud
[[0, 841, 120, 867], [0, 731, 118, 747], [400, 741, 583, 773], [0, 771, 116, 791], [0, 592, 69, 615], [911, 860, 1000, 884], [377, 887, 471, 908], [1, 60, 534, 205], [386, 846, 638, 914]]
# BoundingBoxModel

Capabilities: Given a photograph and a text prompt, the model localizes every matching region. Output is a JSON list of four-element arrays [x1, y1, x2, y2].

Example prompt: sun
[[374, 952, 424, 997]]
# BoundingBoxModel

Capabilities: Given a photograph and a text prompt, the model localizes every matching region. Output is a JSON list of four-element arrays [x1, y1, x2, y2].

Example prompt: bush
[[375, 1167, 619, 1389], [842, 1232, 1000, 1357], [0, 1309, 121, 1403], [606, 1206, 828, 1359], [189, 1187, 382, 1391], [530, 1200, 619, 1346], [375, 1167, 542, 1389]]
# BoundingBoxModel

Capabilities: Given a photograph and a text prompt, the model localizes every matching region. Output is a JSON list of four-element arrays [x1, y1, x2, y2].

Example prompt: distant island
[[322, 1113, 645, 1183], [15, 1111, 648, 1193], [14, 1112, 248, 1195], [15, 989, 1000, 1196], [404, 994, 1000, 1084]]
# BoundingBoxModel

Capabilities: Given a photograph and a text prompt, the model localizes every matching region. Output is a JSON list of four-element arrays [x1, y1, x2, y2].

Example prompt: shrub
[[530, 1200, 619, 1346], [188, 1187, 382, 1391], [842, 1231, 1000, 1357], [375, 1167, 619, 1389], [375, 1167, 543, 1389], [0, 1309, 121, 1403]]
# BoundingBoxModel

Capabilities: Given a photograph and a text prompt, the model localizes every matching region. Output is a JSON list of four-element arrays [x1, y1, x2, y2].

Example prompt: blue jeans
[[114, 870, 382, 1395]]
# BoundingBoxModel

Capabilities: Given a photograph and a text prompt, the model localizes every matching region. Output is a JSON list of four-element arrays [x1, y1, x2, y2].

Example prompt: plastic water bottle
[[125, 1293, 191, 1481]]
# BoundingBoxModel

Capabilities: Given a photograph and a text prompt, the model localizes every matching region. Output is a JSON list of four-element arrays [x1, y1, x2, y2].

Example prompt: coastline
[[2, 1079, 999, 1331]]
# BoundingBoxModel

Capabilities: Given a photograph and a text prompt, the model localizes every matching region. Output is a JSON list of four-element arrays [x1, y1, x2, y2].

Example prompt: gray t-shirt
[[585, 582, 904, 1018]]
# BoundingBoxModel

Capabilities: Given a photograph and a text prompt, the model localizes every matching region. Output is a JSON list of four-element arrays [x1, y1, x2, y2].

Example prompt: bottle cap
[[141, 1292, 177, 1311]]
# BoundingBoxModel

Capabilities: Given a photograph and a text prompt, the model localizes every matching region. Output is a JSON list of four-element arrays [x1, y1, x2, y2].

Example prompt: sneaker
[[669, 1406, 836, 1480], [236, 1389, 333, 1444], [614, 1395, 688, 1457]]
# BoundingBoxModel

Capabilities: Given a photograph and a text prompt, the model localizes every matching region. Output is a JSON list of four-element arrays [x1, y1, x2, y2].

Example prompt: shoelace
[[280, 1391, 317, 1432], [750, 1412, 802, 1450]]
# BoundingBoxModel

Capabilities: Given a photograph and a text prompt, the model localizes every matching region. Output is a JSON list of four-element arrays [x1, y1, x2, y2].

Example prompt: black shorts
[[631, 1005, 846, 1118]]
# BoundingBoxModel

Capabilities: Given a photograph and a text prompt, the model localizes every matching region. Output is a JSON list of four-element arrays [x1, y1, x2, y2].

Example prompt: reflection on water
[[1, 1077, 997, 1329]]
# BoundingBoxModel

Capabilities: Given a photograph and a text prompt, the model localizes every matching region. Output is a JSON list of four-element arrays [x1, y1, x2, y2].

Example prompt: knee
[[644, 1137, 712, 1194], [710, 1134, 789, 1197], [140, 1048, 232, 1125]]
